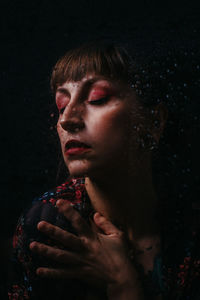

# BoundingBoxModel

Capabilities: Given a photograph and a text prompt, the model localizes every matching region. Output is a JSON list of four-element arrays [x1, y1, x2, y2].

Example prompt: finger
[[36, 267, 106, 289], [37, 221, 84, 251], [36, 266, 88, 279], [93, 213, 122, 236], [89, 217, 102, 234], [30, 241, 82, 265], [56, 200, 92, 237], [37, 267, 74, 279]]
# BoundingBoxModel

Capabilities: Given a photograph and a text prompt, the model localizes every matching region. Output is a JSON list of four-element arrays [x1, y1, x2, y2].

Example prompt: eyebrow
[[56, 76, 112, 94]]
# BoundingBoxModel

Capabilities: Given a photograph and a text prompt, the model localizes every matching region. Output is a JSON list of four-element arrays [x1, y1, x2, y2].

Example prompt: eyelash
[[58, 96, 109, 114], [59, 107, 65, 114], [88, 96, 109, 105]]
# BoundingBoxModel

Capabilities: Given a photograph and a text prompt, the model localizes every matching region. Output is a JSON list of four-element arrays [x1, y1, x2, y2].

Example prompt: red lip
[[65, 140, 91, 156]]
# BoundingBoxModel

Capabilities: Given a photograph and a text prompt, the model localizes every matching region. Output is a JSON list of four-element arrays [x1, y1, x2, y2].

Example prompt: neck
[[85, 164, 159, 240]]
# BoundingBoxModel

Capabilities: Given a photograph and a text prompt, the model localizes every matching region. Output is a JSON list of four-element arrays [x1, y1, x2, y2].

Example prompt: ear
[[150, 103, 168, 143]]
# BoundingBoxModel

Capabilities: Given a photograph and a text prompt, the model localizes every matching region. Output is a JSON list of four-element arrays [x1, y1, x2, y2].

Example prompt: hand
[[30, 200, 143, 298]]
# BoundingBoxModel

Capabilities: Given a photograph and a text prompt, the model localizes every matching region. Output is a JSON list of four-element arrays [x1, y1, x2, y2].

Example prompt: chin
[[66, 159, 92, 178], [66, 158, 108, 179]]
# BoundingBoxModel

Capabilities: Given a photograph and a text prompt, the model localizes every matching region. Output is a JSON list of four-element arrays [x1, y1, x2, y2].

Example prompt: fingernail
[[37, 221, 46, 231], [56, 199, 65, 207], [29, 241, 37, 250], [93, 212, 101, 220], [36, 268, 44, 276], [94, 212, 100, 217]]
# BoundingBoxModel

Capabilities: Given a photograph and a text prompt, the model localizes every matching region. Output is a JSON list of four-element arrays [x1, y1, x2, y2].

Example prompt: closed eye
[[88, 96, 109, 105], [59, 107, 66, 114], [58, 97, 109, 113]]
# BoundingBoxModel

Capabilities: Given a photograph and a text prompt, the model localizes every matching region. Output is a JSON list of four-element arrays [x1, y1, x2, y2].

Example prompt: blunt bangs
[[50, 42, 132, 93]]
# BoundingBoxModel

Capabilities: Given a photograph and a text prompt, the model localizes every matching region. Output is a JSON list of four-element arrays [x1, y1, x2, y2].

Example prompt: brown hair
[[50, 42, 133, 94]]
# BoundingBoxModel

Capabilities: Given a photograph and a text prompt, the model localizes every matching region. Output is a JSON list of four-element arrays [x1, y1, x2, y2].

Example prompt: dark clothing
[[8, 178, 200, 299]]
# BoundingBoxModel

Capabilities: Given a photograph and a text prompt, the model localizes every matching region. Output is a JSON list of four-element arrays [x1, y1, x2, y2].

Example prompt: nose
[[59, 103, 85, 133]]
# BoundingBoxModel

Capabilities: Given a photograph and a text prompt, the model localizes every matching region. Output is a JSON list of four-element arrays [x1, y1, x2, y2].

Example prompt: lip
[[65, 139, 91, 156]]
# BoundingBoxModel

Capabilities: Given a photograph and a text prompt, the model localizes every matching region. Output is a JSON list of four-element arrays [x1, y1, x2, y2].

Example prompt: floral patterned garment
[[8, 178, 200, 300]]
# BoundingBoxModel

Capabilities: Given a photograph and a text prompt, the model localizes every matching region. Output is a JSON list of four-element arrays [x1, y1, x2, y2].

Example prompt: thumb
[[93, 212, 121, 235]]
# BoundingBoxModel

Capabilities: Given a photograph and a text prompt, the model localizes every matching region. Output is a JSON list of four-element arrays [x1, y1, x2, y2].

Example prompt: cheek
[[88, 106, 132, 144], [57, 123, 65, 147], [56, 122, 61, 138]]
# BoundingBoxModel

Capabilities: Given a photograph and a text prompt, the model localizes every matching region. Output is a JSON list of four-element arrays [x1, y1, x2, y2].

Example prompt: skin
[[56, 76, 141, 178], [31, 201, 144, 299], [30, 75, 167, 299]]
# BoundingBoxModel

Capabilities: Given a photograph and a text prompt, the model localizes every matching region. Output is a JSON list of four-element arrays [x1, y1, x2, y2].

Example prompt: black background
[[1, 0, 200, 237]]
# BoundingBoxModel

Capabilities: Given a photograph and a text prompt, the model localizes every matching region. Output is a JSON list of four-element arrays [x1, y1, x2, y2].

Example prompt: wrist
[[107, 280, 144, 300], [108, 267, 144, 300]]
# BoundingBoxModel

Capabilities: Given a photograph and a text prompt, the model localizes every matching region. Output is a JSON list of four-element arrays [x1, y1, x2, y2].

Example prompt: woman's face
[[56, 75, 144, 178]]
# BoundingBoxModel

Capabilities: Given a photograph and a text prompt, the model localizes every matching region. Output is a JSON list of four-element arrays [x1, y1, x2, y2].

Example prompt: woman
[[8, 42, 200, 300]]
